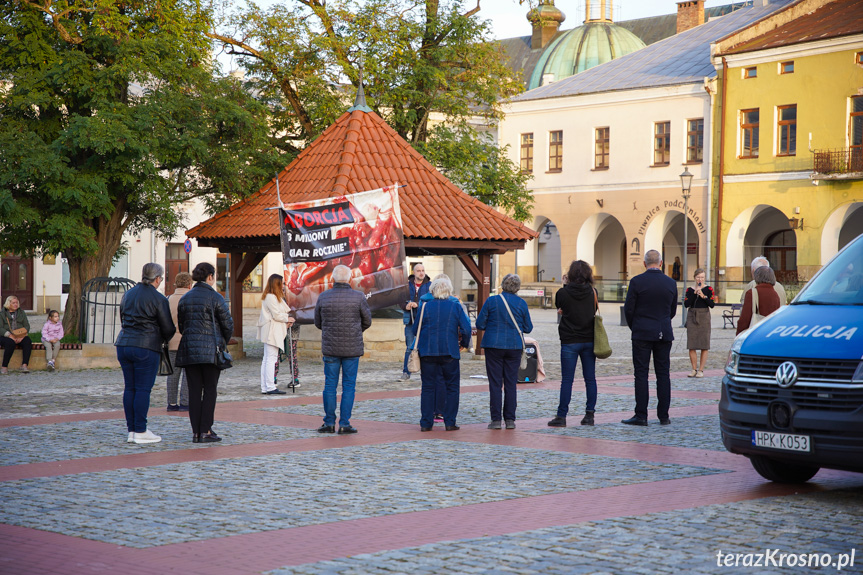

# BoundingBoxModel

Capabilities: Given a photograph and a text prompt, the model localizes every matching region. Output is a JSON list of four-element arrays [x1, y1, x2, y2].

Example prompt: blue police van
[[720, 234, 863, 483]]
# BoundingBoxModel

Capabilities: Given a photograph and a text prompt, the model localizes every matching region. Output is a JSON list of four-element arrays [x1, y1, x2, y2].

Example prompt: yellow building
[[712, 0, 863, 301]]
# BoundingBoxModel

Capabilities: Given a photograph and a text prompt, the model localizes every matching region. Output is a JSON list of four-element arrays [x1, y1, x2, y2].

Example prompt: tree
[[0, 0, 286, 333], [210, 0, 533, 218], [415, 124, 533, 222]]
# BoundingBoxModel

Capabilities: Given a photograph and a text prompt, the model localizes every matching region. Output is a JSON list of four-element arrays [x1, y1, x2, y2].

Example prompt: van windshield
[[795, 236, 863, 305]]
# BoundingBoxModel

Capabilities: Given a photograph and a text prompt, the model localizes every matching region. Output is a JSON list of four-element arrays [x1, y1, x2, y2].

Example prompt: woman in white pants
[[257, 274, 295, 395]]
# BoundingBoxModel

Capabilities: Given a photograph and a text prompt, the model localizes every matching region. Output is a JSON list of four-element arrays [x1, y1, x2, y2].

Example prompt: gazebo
[[187, 88, 537, 350]]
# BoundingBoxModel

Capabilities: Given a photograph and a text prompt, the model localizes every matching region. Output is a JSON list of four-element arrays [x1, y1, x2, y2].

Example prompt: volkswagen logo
[[775, 361, 798, 388]]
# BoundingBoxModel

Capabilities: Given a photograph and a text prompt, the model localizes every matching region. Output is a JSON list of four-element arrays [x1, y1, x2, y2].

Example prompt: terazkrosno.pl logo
[[775, 361, 798, 388]]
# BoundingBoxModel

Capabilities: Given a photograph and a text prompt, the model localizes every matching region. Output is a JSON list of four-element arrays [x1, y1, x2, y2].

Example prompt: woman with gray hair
[[737, 265, 781, 334], [115, 263, 175, 444], [414, 274, 472, 431], [476, 273, 533, 429]]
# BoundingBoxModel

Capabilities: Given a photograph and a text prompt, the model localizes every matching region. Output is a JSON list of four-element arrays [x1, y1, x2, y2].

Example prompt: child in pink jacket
[[41, 310, 64, 371]]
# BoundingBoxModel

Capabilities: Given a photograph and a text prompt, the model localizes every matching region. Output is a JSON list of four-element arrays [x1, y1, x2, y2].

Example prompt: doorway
[[165, 243, 190, 296], [1, 254, 33, 310]]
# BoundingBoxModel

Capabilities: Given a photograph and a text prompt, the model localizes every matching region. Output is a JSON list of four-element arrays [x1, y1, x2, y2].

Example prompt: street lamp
[[680, 167, 693, 326]]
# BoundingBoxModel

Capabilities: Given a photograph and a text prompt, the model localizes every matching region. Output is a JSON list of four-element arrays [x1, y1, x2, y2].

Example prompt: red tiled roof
[[187, 108, 536, 244], [722, 0, 863, 54]]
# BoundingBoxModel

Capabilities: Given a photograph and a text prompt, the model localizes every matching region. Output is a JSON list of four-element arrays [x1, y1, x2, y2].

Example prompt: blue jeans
[[557, 342, 597, 417], [419, 356, 460, 427], [117, 346, 160, 433], [485, 348, 520, 421], [402, 322, 416, 374], [322, 356, 359, 427]]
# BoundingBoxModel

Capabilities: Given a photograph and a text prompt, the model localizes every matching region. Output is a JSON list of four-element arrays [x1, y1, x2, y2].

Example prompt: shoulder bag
[[593, 290, 612, 359], [499, 294, 528, 370], [211, 306, 233, 370], [407, 303, 425, 373], [158, 341, 174, 376], [750, 285, 766, 327], [4, 314, 27, 338]]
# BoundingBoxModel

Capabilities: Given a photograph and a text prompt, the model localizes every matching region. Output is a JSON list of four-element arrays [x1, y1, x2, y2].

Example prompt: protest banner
[[278, 184, 407, 323]]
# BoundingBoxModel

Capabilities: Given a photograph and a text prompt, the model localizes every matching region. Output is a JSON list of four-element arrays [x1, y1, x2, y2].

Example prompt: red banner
[[278, 185, 407, 323]]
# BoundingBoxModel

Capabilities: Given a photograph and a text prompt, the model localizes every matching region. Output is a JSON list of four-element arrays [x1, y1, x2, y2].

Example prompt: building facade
[[712, 0, 863, 301]]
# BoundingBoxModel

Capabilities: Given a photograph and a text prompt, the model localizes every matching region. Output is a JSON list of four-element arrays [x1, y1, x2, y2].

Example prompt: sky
[[478, 0, 733, 39]]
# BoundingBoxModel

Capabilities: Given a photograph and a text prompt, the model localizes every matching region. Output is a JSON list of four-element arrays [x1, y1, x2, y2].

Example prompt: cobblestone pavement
[[1, 307, 861, 575]]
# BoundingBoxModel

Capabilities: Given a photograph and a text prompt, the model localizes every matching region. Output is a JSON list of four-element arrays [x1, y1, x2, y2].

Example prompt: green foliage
[[0, 0, 286, 261], [415, 124, 534, 222]]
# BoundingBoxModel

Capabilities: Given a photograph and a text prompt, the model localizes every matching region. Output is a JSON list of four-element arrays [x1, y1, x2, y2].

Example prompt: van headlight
[[725, 331, 748, 377], [726, 350, 740, 376]]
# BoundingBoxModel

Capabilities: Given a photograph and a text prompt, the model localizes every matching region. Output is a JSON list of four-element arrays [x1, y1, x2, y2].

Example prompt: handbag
[[158, 342, 174, 376], [593, 290, 612, 359], [750, 285, 766, 327], [10, 327, 28, 338], [211, 307, 233, 370], [499, 294, 528, 370], [407, 304, 425, 373]]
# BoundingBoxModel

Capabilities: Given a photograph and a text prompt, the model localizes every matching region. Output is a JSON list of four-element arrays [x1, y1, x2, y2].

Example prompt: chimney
[[676, 0, 705, 34], [528, 1, 566, 50]]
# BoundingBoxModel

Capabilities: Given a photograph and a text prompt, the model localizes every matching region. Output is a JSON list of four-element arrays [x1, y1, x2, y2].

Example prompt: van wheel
[[750, 455, 819, 483]]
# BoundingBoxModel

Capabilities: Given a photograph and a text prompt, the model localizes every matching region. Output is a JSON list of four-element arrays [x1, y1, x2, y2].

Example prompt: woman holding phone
[[683, 268, 714, 378]]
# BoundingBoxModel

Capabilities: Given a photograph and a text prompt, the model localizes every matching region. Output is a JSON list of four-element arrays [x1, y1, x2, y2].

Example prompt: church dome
[[527, 10, 646, 89]]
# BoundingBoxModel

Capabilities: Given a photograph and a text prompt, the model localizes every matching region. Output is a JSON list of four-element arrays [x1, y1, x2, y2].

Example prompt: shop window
[[243, 261, 263, 292]]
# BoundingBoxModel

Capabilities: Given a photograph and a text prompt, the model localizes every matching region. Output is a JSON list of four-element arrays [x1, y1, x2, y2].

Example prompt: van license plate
[[751, 430, 810, 452]]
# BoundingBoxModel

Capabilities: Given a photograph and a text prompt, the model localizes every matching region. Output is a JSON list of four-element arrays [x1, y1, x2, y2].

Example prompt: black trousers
[[632, 339, 672, 420], [1, 336, 31, 367], [484, 347, 520, 421], [184, 363, 221, 435]]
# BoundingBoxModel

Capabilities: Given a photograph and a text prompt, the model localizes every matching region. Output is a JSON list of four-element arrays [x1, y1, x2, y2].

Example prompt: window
[[520, 133, 534, 174], [686, 119, 704, 163], [852, 96, 863, 167], [856, 52, 863, 65], [740, 109, 759, 158], [548, 131, 563, 172], [744, 67, 757, 79], [653, 122, 670, 166], [243, 260, 263, 293], [594, 127, 609, 169], [780, 61, 794, 74], [777, 105, 797, 156]]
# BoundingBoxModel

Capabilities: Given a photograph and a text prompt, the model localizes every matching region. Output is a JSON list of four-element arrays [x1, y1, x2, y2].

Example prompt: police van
[[720, 234, 863, 483]]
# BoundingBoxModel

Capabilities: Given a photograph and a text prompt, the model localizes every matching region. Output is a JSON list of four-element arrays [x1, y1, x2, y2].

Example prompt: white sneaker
[[127, 432, 135, 443], [47, 362, 55, 372], [133, 430, 162, 444]]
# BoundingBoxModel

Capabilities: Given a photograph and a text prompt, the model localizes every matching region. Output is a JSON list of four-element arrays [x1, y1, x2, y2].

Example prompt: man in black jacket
[[622, 249, 678, 426], [314, 264, 372, 434]]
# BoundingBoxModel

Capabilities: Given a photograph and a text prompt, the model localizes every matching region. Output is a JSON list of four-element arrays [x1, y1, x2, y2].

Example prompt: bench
[[722, 304, 742, 329]]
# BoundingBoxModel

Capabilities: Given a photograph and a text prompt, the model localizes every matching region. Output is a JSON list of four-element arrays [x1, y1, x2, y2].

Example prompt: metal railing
[[813, 149, 863, 175]]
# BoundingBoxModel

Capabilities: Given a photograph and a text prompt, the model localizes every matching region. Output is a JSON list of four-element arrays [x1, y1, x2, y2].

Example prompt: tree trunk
[[62, 209, 129, 336]]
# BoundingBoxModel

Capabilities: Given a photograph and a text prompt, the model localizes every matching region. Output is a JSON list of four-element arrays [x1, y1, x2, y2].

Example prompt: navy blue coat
[[623, 268, 678, 342]]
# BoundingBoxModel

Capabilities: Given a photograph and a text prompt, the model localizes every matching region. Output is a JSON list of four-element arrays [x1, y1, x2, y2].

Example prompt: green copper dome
[[528, 22, 646, 90]]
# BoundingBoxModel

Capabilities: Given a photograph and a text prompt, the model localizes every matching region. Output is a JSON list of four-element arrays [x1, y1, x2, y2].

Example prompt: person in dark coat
[[399, 263, 430, 381], [176, 262, 234, 443], [415, 275, 472, 431], [547, 260, 599, 428], [622, 249, 678, 426], [115, 263, 175, 444], [476, 273, 532, 430], [314, 264, 372, 434]]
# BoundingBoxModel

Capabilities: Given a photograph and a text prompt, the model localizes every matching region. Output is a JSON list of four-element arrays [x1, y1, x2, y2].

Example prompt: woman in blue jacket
[[415, 275, 471, 431], [476, 274, 532, 430]]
